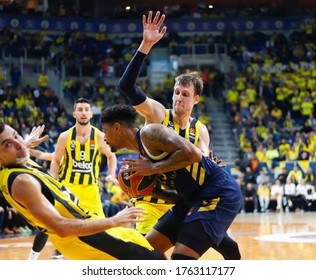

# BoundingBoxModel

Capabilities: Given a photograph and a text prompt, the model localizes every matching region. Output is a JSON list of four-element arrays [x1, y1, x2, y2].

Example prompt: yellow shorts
[[50, 226, 159, 260], [63, 182, 105, 218], [134, 200, 174, 235]]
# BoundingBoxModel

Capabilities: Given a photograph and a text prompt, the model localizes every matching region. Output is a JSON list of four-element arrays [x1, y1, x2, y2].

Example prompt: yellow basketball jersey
[[58, 126, 102, 185], [0, 163, 91, 238], [0, 163, 162, 259], [135, 109, 202, 204]]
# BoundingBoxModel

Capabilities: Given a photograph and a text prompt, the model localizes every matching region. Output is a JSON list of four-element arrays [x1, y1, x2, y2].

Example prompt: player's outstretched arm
[[138, 11, 167, 55], [117, 11, 166, 123], [12, 174, 145, 237]]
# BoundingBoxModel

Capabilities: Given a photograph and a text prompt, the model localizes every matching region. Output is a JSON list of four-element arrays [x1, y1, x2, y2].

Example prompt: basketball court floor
[[0, 212, 315, 260]]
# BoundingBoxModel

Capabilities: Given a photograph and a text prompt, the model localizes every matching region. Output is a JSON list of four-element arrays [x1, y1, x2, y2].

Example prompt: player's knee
[[224, 240, 241, 260]]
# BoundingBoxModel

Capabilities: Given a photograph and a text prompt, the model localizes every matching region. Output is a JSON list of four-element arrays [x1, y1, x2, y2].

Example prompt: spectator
[[47, 124, 59, 142], [243, 183, 256, 213], [304, 167, 316, 185], [38, 71, 49, 92], [287, 164, 303, 184], [278, 138, 291, 161], [244, 166, 257, 185], [270, 179, 284, 212], [257, 183, 270, 213], [284, 176, 296, 212], [266, 143, 280, 168], [294, 179, 309, 212], [256, 168, 267, 185], [57, 111, 69, 131], [276, 167, 288, 185], [286, 144, 299, 161]]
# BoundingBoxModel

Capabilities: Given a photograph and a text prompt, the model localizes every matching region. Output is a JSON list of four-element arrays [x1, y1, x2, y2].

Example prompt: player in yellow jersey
[[117, 11, 240, 259], [0, 122, 165, 260], [29, 98, 119, 260], [51, 98, 118, 217]]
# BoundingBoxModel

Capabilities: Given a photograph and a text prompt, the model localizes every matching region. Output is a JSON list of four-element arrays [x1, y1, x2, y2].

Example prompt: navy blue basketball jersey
[[136, 129, 241, 204]]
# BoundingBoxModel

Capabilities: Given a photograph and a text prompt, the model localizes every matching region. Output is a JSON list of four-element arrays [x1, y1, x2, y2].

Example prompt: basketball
[[118, 165, 157, 197]]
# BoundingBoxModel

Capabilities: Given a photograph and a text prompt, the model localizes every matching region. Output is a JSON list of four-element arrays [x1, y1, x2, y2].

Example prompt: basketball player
[[29, 98, 119, 260], [100, 104, 242, 260], [117, 11, 240, 259], [0, 122, 165, 260]]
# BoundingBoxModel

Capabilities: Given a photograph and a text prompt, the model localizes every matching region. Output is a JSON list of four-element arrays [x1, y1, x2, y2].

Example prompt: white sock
[[28, 249, 41, 260]]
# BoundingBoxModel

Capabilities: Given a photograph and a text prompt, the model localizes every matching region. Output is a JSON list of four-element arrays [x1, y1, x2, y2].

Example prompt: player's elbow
[[50, 224, 67, 237], [49, 220, 73, 238], [182, 145, 202, 164], [190, 145, 203, 162], [191, 151, 203, 164]]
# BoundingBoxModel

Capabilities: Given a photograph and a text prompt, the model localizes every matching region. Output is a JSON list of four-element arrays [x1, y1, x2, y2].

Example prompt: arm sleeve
[[118, 51, 147, 106]]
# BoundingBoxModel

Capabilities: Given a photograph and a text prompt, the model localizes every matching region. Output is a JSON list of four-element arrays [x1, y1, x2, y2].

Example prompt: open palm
[[142, 11, 167, 45]]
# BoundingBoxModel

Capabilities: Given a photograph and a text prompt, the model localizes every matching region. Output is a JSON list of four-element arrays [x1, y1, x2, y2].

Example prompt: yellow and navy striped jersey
[[162, 109, 201, 146], [59, 126, 102, 185], [134, 109, 202, 204]]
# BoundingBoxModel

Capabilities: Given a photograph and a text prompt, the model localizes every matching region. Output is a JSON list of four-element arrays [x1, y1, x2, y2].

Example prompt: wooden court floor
[[0, 212, 315, 260]]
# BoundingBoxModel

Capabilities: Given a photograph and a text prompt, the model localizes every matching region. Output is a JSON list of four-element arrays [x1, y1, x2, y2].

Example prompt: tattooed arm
[[120, 124, 202, 177]]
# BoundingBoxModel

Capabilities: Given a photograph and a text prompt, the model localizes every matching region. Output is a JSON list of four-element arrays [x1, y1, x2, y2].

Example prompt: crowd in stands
[[219, 17, 316, 214], [239, 164, 316, 213]]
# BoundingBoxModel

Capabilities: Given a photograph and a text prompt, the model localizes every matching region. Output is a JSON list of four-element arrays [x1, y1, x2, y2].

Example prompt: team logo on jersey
[[72, 159, 92, 170], [70, 140, 76, 150], [90, 139, 95, 148], [189, 128, 196, 140]]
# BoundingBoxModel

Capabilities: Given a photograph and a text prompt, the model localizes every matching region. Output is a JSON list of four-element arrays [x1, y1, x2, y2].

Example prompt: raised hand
[[141, 11, 167, 50], [24, 125, 49, 148]]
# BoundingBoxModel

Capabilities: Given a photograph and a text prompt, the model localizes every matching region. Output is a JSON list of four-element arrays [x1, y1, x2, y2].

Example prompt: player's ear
[[113, 122, 121, 133], [193, 95, 199, 105]]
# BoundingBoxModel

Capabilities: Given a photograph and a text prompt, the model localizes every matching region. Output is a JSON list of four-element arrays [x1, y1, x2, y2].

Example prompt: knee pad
[[222, 239, 241, 260], [214, 236, 241, 260]]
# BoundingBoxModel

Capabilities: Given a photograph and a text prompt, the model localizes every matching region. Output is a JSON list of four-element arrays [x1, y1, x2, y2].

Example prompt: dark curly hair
[[100, 104, 138, 126]]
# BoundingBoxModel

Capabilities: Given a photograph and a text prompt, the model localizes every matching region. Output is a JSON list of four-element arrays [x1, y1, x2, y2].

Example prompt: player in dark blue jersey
[[117, 10, 240, 260], [100, 104, 242, 260]]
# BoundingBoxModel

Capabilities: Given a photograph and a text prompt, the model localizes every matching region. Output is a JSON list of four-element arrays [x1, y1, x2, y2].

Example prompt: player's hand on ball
[[120, 157, 156, 178]]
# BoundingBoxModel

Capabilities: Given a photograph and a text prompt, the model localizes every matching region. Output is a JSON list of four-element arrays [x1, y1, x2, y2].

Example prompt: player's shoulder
[[56, 130, 71, 144]]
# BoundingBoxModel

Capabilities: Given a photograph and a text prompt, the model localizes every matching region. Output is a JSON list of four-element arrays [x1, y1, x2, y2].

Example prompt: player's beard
[[78, 120, 89, 126]]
